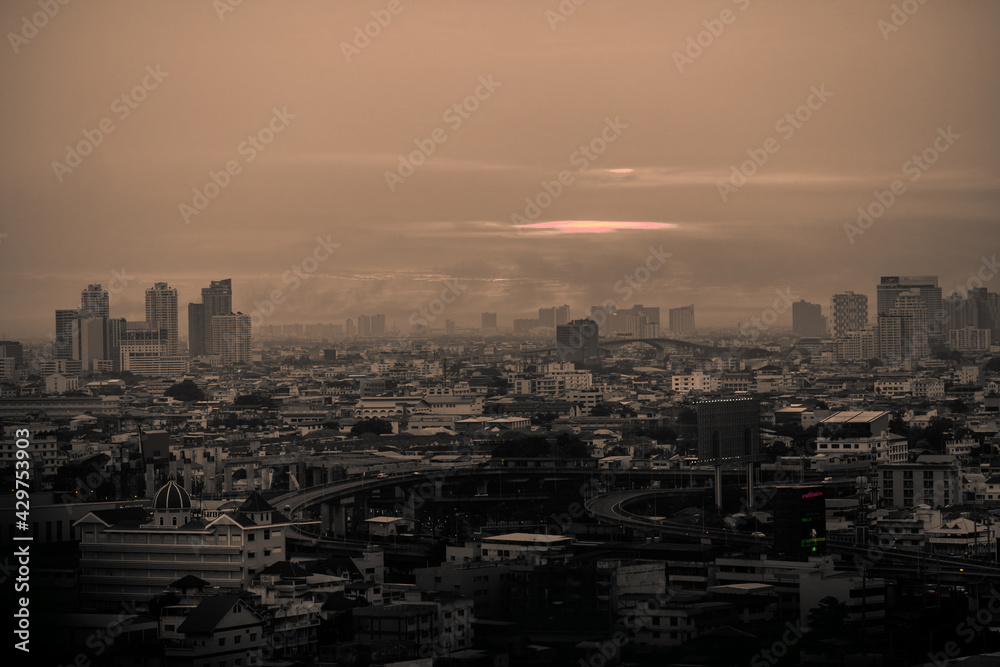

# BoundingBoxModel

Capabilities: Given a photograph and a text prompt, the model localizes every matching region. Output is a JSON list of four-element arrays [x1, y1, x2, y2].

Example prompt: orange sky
[[1, 0, 998, 338]]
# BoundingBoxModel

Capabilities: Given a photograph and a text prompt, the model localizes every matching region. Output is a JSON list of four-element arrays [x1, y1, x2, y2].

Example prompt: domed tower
[[152, 480, 192, 528]]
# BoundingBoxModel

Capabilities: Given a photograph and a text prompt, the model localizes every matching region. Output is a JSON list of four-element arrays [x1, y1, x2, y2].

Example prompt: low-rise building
[[479, 533, 572, 564], [878, 455, 962, 509], [74, 483, 292, 610], [816, 411, 906, 463], [926, 516, 996, 558], [165, 596, 267, 667]]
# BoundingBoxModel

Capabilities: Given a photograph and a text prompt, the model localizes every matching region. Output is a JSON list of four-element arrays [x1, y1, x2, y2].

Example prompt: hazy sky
[[2, 0, 998, 339]]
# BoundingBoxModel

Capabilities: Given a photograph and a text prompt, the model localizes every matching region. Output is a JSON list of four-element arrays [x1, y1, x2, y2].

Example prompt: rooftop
[[176, 596, 256, 634], [482, 533, 572, 545], [820, 411, 890, 424]]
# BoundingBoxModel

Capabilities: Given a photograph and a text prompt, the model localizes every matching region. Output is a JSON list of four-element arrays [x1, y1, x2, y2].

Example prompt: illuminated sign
[[801, 491, 823, 499]]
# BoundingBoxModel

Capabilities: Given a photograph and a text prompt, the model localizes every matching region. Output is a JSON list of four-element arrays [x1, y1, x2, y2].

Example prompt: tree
[[984, 356, 1000, 374], [931, 345, 963, 363], [234, 393, 278, 409], [947, 399, 969, 414], [921, 417, 956, 452], [488, 375, 508, 390], [765, 440, 791, 463], [646, 426, 678, 443], [164, 379, 205, 402], [888, 413, 909, 437], [530, 412, 559, 427], [350, 418, 393, 437], [677, 407, 698, 425]]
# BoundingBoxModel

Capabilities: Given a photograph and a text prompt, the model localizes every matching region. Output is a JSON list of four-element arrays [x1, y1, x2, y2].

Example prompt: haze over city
[[6, 2, 1000, 667]]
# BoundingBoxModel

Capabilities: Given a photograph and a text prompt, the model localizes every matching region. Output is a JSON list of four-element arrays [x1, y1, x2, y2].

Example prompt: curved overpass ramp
[[586, 489, 767, 548]]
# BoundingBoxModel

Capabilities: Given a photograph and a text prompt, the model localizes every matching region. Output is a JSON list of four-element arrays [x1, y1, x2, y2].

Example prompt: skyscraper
[[831, 291, 868, 338], [556, 319, 600, 364], [554, 305, 570, 327], [876, 276, 942, 343], [188, 279, 232, 356], [73, 314, 107, 371], [0, 341, 23, 366], [55, 309, 81, 359], [591, 304, 659, 338], [967, 287, 1000, 339], [81, 284, 110, 318], [202, 279, 233, 336], [187, 303, 206, 356], [145, 282, 178, 355], [372, 314, 386, 336], [119, 321, 168, 372], [792, 300, 826, 337], [358, 314, 372, 337], [942, 293, 968, 332], [878, 289, 928, 363], [212, 313, 252, 365], [668, 305, 695, 335], [481, 312, 497, 329]]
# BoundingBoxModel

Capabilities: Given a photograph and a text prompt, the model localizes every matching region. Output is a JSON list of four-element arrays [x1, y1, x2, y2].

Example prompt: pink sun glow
[[516, 220, 673, 234]]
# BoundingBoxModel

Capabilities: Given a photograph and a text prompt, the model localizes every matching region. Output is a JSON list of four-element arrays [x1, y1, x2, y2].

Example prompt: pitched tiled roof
[[258, 561, 311, 578], [239, 492, 275, 513], [176, 596, 254, 634], [169, 575, 210, 590], [227, 513, 258, 527]]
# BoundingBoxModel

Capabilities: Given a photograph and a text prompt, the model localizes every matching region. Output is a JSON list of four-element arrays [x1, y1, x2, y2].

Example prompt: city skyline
[[10, 267, 997, 343]]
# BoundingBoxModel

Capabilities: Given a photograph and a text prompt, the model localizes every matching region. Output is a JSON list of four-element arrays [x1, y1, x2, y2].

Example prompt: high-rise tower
[[831, 292, 868, 338], [876, 276, 942, 343], [188, 279, 232, 356], [145, 282, 179, 355], [81, 284, 110, 319]]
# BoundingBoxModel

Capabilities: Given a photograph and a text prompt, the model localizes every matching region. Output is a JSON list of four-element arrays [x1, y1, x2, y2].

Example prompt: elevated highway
[[585, 489, 766, 547], [586, 490, 1000, 586], [272, 468, 1000, 589]]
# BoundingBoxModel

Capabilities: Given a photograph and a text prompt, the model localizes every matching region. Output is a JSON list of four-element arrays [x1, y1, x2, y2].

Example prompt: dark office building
[[773, 485, 827, 560], [556, 319, 600, 364], [187, 303, 205, 357], [0, 340, 24, 366], [792, 300, 827, 337], [669, 304, 696, 335], [187, 279, 232, 357]]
